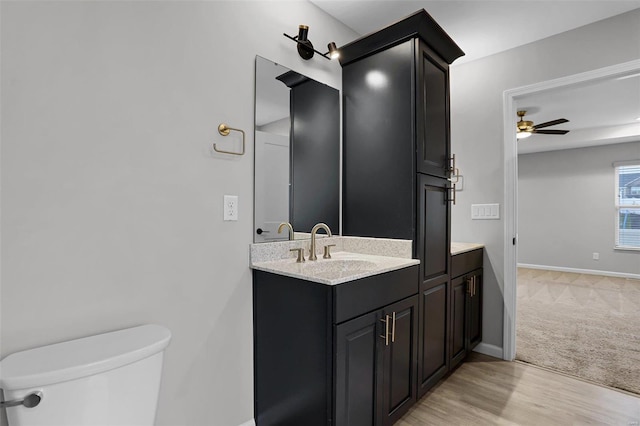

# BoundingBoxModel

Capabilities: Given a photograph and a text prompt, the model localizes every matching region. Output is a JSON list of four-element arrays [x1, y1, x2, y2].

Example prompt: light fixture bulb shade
[[517, 131, 532, 139], [298, 25, 309, 42], [327, 42, 340, 59]]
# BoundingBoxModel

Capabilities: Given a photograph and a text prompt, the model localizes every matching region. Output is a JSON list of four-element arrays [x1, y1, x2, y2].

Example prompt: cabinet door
[[335, 310, 383, 426], [450, 275, 468, 369], [380, 296, 419, 426], [417, 276, 449, 396], [416, 173, 451, 394], [416, 40, 450, 179], [417, 174, 450, 281], [467, 271, 483, 351]]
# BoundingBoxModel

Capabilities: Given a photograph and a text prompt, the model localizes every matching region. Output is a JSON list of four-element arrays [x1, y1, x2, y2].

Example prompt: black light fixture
[[283, 25, 340, 61], [327, 42, 340, 60]]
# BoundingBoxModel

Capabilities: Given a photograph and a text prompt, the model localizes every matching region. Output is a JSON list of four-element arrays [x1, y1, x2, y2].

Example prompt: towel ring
[[214, 124, 245, 156]]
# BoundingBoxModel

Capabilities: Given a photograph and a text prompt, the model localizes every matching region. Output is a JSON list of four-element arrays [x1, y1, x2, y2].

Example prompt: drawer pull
[[391, 312, 396, 343]]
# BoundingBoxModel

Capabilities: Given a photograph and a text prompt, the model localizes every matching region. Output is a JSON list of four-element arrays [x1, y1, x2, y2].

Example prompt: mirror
[[254, 56, 340, 242]]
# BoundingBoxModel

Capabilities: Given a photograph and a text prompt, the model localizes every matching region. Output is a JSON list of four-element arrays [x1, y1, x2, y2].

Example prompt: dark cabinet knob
[[256, 228, 263, 235]]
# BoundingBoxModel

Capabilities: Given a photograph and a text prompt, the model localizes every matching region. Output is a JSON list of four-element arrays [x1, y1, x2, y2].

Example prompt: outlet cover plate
[[224, 195, 238, 221]]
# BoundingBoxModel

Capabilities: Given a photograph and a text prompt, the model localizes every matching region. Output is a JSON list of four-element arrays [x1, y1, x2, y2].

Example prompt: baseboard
[[238, 419, 255, 426], [517, 263, 640, 280], [473, 342, 503, 359]]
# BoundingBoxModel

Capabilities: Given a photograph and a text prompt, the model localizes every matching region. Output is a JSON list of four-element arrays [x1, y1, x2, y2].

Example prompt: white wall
[[518, 142, 640, 275], [0, 2, 356, 425], [450, 9, 640, 348]]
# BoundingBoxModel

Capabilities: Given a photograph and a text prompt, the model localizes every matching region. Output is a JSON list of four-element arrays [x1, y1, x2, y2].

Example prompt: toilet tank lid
[[0, 324, 171, 391]]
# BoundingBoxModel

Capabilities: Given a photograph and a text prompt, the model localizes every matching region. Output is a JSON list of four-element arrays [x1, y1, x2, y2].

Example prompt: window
[[615, 162, 640, 250]]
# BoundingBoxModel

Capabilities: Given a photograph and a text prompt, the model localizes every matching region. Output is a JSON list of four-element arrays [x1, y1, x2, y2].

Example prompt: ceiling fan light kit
[[516, 110, 570, 139]]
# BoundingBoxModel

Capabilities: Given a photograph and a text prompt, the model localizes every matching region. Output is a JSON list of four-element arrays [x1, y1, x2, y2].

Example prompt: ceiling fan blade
[[533, 118, 569, 129], [533, 129, 570, 135]]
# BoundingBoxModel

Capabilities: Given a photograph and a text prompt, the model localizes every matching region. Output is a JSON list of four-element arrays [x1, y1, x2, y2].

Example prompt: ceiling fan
[[516, 110, 570, 139]]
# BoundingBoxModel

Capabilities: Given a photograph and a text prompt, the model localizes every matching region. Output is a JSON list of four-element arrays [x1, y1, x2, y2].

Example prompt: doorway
[[502, 59, 640, 364]]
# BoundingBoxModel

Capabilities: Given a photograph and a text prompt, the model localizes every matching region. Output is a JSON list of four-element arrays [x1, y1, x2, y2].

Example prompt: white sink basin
[[299, 259, 378, 279]]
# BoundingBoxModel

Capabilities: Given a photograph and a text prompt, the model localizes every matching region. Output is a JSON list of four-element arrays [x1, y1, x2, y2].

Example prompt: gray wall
[[518, 142, 640, 275], [450, 9, 640, 349], [0, 2, 356, 425]]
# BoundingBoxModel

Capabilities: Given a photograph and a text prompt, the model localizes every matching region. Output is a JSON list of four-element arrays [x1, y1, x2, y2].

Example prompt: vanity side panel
[[253, 270, 333, 426], [342, 40, 416, 241]]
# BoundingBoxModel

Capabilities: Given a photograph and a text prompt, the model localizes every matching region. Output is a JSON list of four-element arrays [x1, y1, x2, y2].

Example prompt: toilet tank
[[0, 324, 171, 426]]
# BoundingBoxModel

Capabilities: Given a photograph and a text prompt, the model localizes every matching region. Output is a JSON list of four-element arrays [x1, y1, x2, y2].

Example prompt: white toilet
[[0, 324, 171, 425]]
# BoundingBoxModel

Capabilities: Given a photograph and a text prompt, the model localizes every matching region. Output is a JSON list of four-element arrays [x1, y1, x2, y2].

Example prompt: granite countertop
[[250, 236, 419, 286], [451, 242, 484, 256]]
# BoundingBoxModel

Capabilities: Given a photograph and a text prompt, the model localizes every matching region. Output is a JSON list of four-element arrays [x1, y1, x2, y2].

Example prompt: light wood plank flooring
[[398, 353, 640, 425]]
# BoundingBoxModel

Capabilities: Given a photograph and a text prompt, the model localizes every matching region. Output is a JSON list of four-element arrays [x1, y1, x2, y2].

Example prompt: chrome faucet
[[309, 223, 332, 261], [278, 222, 295, 241]]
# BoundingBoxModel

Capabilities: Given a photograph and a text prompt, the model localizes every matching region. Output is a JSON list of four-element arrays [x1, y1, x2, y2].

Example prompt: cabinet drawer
[[451, 249, 482, 278], [334, 265, 419, 324]]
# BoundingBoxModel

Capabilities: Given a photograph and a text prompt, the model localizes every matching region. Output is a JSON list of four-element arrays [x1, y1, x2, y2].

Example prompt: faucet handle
[[290, 248, 305, 263], [323, 244, 336, 259]]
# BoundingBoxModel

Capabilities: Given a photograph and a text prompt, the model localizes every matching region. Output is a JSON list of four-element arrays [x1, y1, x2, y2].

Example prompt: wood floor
[[398, 353, 640, 426]]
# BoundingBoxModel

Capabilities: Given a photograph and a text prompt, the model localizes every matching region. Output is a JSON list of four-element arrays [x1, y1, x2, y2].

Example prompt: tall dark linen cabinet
[[340, 10, 464, 398]]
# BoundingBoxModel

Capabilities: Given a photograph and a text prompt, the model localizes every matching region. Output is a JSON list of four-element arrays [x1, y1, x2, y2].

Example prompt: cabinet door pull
[[446, 184, 457, 205], [380, 315, 390, 346], [467, 277, 472, 295], [391, 312, 396, 343], [448, 154, 456, 179], [448, 154, 460, 183]]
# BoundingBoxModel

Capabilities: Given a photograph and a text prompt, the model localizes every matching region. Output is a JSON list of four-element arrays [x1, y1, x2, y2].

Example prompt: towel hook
[[214, 123, 245, 156]]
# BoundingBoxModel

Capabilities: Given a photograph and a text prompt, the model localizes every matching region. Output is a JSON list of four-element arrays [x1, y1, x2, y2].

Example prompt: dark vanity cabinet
[[339, 9, 464, 400], [336, 294, 418, 426], [450, 248, 483, 369], [340, 10, 463, 243], [253, 265, 419, 426]]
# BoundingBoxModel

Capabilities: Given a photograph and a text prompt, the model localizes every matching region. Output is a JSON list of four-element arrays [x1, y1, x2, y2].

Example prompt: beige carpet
[[516, 267, 640, 395]]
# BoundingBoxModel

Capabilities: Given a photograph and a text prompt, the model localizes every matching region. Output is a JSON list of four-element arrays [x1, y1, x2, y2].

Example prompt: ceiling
[[516, 73, 640, 154], [311, 1, 640, 65], [310, 0, 640, 153]]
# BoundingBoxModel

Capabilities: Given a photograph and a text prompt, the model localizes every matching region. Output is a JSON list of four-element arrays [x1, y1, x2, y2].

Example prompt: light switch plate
[[471, 203, 500, 220]]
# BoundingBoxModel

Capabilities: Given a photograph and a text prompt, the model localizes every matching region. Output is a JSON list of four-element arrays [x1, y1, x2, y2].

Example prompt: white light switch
[[471, 203, 500, 220], [224, 195, 238, 221]]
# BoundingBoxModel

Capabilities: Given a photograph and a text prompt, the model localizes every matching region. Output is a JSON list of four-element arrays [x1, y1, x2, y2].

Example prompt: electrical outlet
[[224, 195, 238, 221], [592, 252, 599, 260]]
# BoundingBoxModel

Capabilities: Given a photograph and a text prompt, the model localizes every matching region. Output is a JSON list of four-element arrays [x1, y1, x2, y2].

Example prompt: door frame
[[501, 58, 640, 361]]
